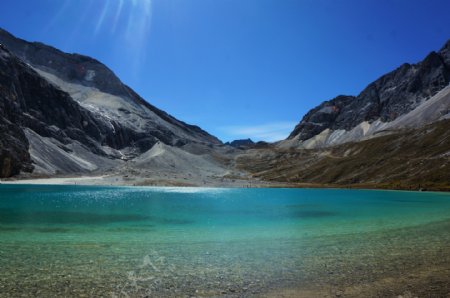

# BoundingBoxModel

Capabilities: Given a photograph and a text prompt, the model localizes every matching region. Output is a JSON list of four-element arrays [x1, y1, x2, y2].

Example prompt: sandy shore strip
[[2, 175, 448, 191], [0, 174, 277, 188], [0, 175, 109, 185]]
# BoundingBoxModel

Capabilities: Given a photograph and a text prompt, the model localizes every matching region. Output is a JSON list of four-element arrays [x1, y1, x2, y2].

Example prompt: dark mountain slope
[[0, 44, 129, 177]]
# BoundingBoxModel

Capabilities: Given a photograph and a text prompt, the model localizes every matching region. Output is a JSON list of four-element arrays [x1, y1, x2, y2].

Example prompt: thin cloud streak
[[220, 121, 297, 142], [111, 0, 125, 34], [95, 0, 111, 36]]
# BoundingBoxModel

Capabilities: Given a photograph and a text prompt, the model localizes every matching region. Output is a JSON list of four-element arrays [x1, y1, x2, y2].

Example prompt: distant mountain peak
[[225, 138, 255, 148]]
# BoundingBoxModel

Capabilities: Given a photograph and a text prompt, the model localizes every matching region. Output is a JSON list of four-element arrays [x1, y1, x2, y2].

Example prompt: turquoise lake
[[0, 185, 449, 297]]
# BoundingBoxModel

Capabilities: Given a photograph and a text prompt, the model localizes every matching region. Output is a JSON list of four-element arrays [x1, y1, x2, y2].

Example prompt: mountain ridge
[[286, 40, 450, 147]]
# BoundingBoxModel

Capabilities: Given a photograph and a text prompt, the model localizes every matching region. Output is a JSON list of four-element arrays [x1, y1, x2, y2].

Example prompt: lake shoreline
[[1, 174, 449, 192]]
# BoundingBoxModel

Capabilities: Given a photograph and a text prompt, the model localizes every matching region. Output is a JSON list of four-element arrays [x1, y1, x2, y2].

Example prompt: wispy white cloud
[[94, 0, 112, 36], [220, 121, 297, 142]]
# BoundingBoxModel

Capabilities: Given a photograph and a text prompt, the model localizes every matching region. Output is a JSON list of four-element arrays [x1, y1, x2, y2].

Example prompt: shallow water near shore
[[0, 185, 449, 297]]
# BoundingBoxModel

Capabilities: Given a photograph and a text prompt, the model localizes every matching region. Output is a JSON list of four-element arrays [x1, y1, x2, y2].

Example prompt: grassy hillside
[[237, 119, 450, 191]]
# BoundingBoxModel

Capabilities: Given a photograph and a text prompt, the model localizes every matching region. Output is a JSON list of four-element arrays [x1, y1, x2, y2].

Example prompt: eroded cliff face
[[0, 42, 161, 177], [0, 45, 32, 177], [0, 119, 32, 177], [2, 45, 100, 145], [288, 41, 450, 143], [0, 44, 110, 177]]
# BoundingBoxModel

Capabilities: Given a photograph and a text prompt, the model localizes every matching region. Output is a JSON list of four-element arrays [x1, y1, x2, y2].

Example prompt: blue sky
[[1, 0, 450, 142]]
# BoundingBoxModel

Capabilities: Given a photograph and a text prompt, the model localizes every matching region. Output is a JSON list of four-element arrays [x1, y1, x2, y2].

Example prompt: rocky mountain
[[0, 28, 223, 177], [236, 39, 450, 190], [283, 40, 450, 148], [225, 138, 255, 149], [0, 29, 220, 146]]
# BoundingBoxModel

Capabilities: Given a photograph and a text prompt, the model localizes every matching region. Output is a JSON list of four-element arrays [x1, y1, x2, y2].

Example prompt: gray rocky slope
[[283, 40, 450, 148], [0, 28, 229, 178]]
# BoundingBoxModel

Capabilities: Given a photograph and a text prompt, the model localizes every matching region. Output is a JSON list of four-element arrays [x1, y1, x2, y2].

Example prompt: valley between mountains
[[0, 28, 449, 190]]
